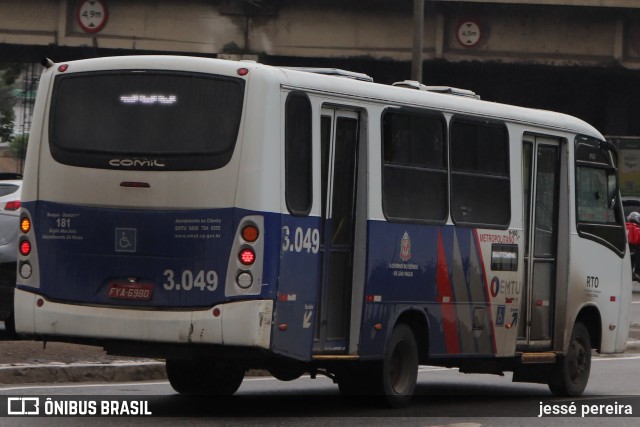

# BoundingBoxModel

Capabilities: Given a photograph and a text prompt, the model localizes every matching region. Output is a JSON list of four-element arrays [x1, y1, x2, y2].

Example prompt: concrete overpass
[[3, 1, 640, 135], [3, 1, 640, 68]]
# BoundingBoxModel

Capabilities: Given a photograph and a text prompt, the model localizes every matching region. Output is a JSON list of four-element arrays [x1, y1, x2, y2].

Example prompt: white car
[[0, 178, 21, 264], [0, 174, 21, 331]]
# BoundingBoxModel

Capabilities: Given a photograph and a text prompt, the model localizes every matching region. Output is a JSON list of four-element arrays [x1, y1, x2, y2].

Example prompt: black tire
[[336, 371, 361, 395], [337, 325, 419, 407], [378, 323, 419, 408], [548, 321, 591, 396], [3, 312, 16, 339], [268, 363, 305, 382], [336, 365, 372, 395], [166, 359, 245, 396]]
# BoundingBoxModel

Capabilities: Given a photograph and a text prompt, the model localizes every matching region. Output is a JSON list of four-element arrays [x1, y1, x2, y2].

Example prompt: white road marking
[[0, 380, 169, 392], [593, 354, 640, 361], [1, 355, 638, 392]]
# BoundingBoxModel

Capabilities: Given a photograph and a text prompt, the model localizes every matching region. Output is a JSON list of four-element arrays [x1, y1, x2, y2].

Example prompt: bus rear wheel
[[166, 359, 245, 396], [336, 324, 418, 407], [548, 321, 591, 396], [377, 323, 419, 408]]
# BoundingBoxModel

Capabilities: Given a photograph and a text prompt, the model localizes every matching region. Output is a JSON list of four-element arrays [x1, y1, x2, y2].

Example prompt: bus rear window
[[49, 71, 245, 171]]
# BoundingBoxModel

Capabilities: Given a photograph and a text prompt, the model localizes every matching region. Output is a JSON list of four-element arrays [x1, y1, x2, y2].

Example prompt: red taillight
[[4, 200, 20, 211], [239, 248, 255, 265], [20, 240, 31, 256]]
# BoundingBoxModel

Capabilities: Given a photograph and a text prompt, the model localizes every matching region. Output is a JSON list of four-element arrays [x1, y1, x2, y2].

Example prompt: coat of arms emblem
[[400, 231, 411, 262]]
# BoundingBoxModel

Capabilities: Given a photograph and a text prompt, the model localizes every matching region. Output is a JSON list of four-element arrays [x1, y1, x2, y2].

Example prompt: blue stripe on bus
[[21, 201, 281, 308], [22, 200, 498, 359]]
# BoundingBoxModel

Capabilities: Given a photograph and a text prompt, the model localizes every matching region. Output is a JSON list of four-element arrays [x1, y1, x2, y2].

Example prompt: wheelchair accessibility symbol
[[115, 228, 137, 252]]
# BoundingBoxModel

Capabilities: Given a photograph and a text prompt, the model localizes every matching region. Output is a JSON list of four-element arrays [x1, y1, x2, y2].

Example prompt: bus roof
[[273, 64, 602, 139], [46, 55, 603, 140]]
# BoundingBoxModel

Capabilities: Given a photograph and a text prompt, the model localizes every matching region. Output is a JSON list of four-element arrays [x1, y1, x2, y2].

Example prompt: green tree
[[0, 98, 14, 142], [10, 132, 28, 161], [2, 63, 23, 86], [0, 63, 24, 142]]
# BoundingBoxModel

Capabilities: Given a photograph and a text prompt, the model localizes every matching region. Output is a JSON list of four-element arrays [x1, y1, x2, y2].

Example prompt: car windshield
[[0, 184, 19, 198]]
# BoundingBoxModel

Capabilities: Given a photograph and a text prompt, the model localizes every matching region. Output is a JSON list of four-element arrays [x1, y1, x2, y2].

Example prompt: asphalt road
[[1, 355, 639, 425]]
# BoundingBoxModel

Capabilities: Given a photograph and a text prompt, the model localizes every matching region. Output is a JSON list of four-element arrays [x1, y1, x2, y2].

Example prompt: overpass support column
[[412, 0, 424, 82]]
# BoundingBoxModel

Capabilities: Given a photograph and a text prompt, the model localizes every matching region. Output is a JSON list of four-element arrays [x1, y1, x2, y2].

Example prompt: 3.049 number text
[[282, 226, 320, 254], [163, 269, 218, 291]]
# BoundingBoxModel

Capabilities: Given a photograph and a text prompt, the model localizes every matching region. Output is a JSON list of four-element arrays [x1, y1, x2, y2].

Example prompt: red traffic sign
[[76, 0, 109, 33]]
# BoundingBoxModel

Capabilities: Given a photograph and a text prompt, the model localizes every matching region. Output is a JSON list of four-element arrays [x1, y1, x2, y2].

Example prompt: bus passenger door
[[519, 136, 561, 349], [314, 108, 359, 354]]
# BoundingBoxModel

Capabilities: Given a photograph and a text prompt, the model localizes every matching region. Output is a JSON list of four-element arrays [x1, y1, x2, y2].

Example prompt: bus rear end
[[15, 57, 278, 361]]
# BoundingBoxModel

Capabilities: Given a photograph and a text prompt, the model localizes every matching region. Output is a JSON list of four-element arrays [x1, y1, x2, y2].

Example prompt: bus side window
[[381, 109, 447, 223], [285, 91, 313, 216], [450, 118, 510, 228], [575, 137, 626, 254], [576, 167, 615, 223]]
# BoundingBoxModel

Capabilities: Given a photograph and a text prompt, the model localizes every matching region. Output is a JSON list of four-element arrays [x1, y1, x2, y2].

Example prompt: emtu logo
[[400, 231, 412, 262]]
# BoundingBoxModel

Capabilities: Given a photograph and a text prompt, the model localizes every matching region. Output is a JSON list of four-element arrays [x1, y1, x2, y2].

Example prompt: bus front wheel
[[548, 321, 591, 396], [166, 359, 245, 396]]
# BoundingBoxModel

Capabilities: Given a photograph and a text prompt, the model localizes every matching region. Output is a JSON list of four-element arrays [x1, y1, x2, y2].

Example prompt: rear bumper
[[14, 288, 273, 349]]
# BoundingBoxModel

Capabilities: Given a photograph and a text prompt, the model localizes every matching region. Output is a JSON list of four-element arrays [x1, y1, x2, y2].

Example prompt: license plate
[[108, 282, 153, 301]]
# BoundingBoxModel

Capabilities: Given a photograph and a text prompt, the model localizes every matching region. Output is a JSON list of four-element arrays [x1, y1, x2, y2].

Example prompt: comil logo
[[7, 397, 40, 415], [109, 158, 166, 168]]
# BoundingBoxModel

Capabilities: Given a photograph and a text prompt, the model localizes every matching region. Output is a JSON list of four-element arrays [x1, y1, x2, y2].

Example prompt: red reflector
[[4, 200, 20, 211], [237, 67, 249, 76], [58, 64, 68, 72], [241, 225, 259, 242], [610, 296, 616, 302], [20, 240, 31, 256], [239, 248, 255, 265]]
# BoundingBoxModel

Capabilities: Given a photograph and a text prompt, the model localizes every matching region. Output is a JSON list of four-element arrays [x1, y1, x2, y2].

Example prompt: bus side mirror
[[607, 169, 619, 210]]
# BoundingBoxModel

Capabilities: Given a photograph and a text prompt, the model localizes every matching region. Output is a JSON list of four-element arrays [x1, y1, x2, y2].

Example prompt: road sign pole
[[411, 0, 424, 82]]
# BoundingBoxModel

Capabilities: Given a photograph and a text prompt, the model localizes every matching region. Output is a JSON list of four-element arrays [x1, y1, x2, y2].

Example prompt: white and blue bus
[[15, 56, 631, 407]]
